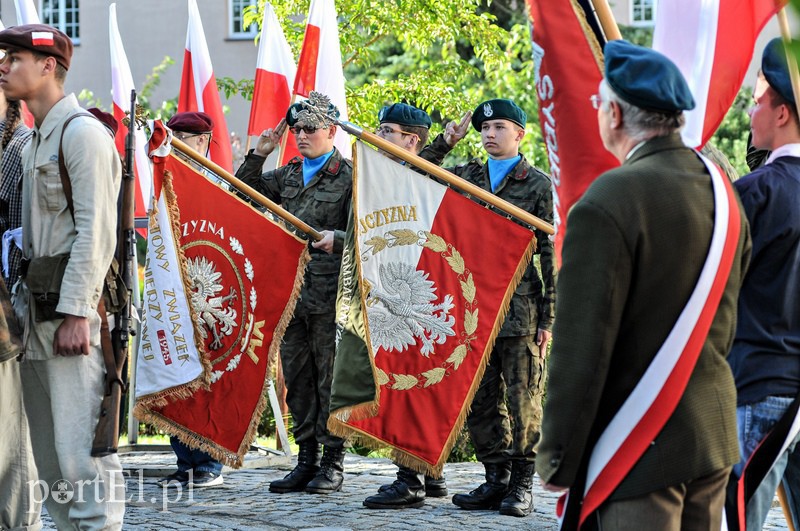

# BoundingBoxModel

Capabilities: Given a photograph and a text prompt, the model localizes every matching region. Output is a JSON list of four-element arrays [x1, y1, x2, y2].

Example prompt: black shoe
[[156, 470, 189, 488], [270, 442, 320, 493], [452, 462, 511, 510], [499, 462, 535, 517], [191, 471, 224, 488], [365, 467, 425, 509], [305, 445, 345, 494], [424, 475, 448, 497]]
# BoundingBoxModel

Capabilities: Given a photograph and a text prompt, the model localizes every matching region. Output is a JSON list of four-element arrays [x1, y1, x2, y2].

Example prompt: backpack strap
[[57, 112, 94, 221]]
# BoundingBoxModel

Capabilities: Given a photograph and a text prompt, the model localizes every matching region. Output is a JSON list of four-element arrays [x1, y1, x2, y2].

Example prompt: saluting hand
[[254, 118, 287, 157], [444, 111, 473, 147]]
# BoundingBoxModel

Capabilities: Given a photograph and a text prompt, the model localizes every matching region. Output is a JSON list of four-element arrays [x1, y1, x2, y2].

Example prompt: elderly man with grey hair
[[538, 40, 750, 528]]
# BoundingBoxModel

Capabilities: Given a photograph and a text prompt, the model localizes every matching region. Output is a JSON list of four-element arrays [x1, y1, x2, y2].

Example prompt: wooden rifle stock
[[92, 90, 137, 456]]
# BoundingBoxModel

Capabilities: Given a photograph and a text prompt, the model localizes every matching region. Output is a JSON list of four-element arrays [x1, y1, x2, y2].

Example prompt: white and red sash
[[558, 154, 742, 528]]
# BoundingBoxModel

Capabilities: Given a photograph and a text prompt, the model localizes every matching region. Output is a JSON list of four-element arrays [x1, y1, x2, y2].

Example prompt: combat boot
[[452, 461, 511, 510], [305, 445, 345, 494], [424, 475, 448, 497], [499, 461, 535, 517], [269, 441, 320, 493], [365, 465, 426, 509]]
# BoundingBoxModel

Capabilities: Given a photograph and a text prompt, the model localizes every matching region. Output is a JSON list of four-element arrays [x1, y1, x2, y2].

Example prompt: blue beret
[[166, 111, 214, 134], [378, 103, 432, 129], [604, 40, 695, 113], [762, 38, 795, 105], [471, 99, 526, 130], [286, 99, 340, 126]]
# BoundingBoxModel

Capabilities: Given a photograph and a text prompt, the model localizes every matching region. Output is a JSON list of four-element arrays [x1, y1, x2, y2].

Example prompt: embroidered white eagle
[[366, 262, 455, 356], [187, 256, 238, 350]]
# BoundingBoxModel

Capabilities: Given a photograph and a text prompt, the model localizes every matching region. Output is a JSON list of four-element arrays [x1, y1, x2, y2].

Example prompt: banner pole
[[591, 0, 622, 41], [170, 136, 324, 241], [337, 122, 554, 235]]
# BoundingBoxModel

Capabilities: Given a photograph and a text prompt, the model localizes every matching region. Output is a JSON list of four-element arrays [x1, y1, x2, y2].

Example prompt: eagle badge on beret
[[291, 107, 299, 119], [483, 103, 494, 117], [378, 107, 386, 121]]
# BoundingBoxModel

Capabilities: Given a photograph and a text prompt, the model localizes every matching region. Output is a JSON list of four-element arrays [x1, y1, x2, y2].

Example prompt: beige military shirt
[[16, 94, 120, 360]]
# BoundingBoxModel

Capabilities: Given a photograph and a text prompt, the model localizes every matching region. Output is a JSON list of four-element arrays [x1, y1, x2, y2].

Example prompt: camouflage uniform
[[235, 149, 352, 449], [421, 135, 556, 464]]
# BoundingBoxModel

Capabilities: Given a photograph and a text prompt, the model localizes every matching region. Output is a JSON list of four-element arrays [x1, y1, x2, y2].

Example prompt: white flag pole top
[[109, 3, 153, 216], [14, 0, 41, 24]]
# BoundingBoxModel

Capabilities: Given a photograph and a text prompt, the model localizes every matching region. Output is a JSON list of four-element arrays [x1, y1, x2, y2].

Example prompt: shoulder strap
[[57, 112, 94, 221]]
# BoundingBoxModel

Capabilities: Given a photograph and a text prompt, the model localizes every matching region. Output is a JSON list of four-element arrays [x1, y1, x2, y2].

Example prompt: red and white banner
[[653, 0, 786, 148], [294, 0, 351, 159], [249, 1, 300, 165], [179, 0, 233, 172], [134, 125, 309, 466], [526, 0, 618, 263], [329, 142, 535, 474], [109, 3, 153, 227], [559, 155, 742, 528]]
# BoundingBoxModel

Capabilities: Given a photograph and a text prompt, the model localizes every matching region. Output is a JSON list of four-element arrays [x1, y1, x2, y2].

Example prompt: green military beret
[[762, 37, 795, 105], [471, 99, 527, 130], [604, 39, 695, 112], [378, 103, 432, 129]]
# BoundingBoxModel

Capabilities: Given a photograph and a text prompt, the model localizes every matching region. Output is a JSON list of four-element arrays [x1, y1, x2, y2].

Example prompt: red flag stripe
[[293, 24, 320, 97]]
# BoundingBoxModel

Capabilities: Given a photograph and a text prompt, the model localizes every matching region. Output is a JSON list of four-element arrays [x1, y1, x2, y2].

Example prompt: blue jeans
[[170, 436, 223, 475], [735, 396, 800, 530]]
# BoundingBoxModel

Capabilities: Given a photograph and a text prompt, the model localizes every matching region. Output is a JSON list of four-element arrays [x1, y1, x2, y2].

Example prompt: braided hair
[[2, 100, 22, 150]]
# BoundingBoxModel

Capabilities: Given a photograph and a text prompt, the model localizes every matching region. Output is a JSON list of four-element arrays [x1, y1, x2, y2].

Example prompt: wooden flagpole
[[336, 122, 554, 235], [590, 0, 622, 41], [170, 135, 323, 241]]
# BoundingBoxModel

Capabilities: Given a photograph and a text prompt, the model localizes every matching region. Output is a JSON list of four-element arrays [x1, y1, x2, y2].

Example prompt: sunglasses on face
[[289, 125, 319, 135]]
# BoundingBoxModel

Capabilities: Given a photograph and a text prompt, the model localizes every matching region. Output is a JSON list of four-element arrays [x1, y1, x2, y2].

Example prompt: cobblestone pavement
[[39, 450, 790, 530]]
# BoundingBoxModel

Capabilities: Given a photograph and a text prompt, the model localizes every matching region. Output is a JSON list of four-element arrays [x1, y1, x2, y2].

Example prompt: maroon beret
[[166, 111, 214, 134], [0, 24, 72, 70], [87, 108, 118, 137]]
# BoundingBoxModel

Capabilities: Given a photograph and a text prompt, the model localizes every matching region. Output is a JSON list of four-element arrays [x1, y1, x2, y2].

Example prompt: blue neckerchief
[[487, 155, 521, 192], [302, 149, 335, 186]]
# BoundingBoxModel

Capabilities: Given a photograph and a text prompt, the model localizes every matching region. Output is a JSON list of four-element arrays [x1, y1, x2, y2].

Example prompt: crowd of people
[[0, 21, 797, 531]]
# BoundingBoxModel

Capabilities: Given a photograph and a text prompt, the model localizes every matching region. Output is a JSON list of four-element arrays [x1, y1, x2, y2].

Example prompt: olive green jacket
[[538, 134, 751, 499]]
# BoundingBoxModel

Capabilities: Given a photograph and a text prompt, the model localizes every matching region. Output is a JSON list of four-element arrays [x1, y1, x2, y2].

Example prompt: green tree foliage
[[240, 0, 548, 167]]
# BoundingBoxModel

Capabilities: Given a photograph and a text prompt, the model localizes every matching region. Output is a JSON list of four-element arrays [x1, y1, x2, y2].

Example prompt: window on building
[[229, 0, 258, 39], [40, 0, 80, 44], [631, 0, 657, 26]]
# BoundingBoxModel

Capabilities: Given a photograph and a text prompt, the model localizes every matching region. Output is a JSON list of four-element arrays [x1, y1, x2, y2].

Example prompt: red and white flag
[[12, 0, 37, 128], [134, 123, 309, 466], [179, 0, 233, 172], [526, 0, 618, 263], [328, 142, 535, 474], [14, 0, 40, 23], [109, 3, 152, 226], [294, 0, 351, 159], [249, 1, 300, 165], [653, 0, 786, 148]]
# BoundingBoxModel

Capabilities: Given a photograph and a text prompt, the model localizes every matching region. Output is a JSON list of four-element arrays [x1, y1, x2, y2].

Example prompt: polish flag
[[248, 1, 300, 164], [12, 0, 38, 128], [14, 0, 40, 24], [653, 0, 786, 148], [109, 3, 152, 226], [294, 0, 351, 159], [178, 0, 233, 172]]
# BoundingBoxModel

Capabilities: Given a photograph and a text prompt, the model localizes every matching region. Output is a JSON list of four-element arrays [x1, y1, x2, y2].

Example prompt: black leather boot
[[305, 445, 345, 494], [364, 466, 425, 509], [424, 475, 448, 497], [499, 461, 535, 517], [452, 462, 511, 510], [269, 441, 320, 493]]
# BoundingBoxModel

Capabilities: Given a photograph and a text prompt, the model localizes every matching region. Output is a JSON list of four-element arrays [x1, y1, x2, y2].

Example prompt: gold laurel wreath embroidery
[[365, 229, 478, 390]]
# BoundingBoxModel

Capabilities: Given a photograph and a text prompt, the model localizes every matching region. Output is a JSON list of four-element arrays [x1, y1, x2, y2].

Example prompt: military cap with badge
[[0, 23, 73, 69], [378, 103, 432, 129], [762, 37, 795, 105], [471, 99, 527, 130]]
